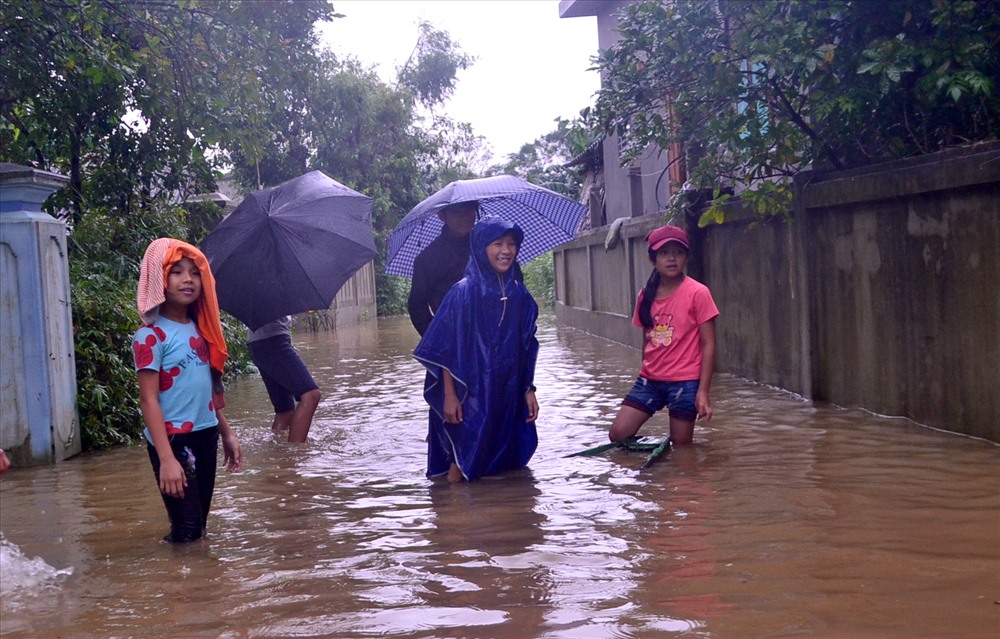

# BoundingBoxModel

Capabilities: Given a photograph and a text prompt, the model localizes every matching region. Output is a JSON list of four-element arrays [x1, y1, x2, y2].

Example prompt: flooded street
[[1, 314, 998, 638]]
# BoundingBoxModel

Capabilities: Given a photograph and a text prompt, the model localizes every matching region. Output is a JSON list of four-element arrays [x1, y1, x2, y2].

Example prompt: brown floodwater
[[1, 314, 997, 639]]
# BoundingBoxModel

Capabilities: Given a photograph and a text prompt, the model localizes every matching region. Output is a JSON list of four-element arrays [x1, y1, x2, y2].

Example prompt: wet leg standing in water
[[608, 225, 718, 447], [247, 316, 321, 443]]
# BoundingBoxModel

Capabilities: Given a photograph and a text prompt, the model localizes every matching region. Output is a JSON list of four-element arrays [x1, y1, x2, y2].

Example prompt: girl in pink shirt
[[608, 225, 719, 446]]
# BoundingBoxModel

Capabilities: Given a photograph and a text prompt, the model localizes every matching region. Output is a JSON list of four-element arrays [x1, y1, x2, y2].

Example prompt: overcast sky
[[317, 0, 602, 158]]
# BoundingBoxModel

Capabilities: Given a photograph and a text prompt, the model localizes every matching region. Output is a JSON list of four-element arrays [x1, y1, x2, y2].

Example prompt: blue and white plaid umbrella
[[385, 175, 588, 277]]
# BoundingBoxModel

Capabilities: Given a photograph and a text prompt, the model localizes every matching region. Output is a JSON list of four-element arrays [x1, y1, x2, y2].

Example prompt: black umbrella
[[200, 171, 376, 330]]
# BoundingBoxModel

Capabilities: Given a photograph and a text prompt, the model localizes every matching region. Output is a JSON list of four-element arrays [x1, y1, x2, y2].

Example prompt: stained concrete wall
[[554, 142, 1000, 441]]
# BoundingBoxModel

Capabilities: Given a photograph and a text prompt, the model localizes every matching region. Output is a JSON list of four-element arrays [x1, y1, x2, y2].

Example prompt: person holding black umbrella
[[200, 170, 377, 444], [406, 200, 478, 336]]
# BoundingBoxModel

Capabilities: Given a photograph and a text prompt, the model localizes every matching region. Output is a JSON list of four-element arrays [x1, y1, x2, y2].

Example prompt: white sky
[[317, 0, 601, 159]]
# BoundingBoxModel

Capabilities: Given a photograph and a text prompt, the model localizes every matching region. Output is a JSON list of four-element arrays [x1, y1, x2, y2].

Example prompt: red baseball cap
[[646, 225, 689, 252]]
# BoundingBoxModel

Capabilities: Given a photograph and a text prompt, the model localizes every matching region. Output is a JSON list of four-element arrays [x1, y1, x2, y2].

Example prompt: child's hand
[[444, 392, 463, 424], [525, 390, 539, 423], [159, 457, 187, 498], [696, 390, 713, 422], [222, 432, 242, 472]]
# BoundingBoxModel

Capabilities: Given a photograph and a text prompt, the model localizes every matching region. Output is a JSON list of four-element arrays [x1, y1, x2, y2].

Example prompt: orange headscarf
[[137, 238, 228, 374]]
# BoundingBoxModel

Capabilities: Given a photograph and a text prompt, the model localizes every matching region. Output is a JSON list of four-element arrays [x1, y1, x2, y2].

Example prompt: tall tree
[[487, 116, 593, 197], [1, 0, 336, 224], [591, 0, 1000, 223]]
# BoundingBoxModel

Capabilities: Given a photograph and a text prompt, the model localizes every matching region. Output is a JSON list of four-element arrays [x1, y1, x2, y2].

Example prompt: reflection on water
[[1, 314, 998, 638]]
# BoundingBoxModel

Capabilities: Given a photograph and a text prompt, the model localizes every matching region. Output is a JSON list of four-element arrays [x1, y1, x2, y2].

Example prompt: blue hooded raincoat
[[413, 216, 540, 481]]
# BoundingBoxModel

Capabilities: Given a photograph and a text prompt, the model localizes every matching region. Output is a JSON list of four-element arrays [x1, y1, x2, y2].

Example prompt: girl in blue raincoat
[[413, 216, 540, 482]]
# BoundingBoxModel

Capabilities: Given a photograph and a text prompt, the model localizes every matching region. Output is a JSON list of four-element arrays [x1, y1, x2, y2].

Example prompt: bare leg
[[272, 410, 293, 434], [608, 404, 653, 442], [669, 415, 695, 445], [287, 389, 321, 443], [447, 463, 463, 483]]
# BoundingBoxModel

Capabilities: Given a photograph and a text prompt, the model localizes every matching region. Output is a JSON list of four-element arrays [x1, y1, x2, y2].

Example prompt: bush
[[522, 253, 555, 309], [377, 273, 411, 317], [72, 266, 144, 448]]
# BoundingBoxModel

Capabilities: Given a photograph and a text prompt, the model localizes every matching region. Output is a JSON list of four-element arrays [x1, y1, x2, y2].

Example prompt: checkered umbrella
[[385, 175, 588, 277]]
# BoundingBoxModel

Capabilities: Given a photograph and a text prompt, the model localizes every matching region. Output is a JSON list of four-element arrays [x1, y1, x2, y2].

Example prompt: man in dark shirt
[[407, 201, 478, 336]]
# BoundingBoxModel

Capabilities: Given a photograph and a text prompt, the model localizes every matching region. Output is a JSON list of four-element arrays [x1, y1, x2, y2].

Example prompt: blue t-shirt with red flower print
[[132, 316, 219, 444]]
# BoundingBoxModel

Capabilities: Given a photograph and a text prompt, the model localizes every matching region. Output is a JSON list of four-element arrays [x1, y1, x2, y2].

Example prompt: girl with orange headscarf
[[133, 238, 242, 543]]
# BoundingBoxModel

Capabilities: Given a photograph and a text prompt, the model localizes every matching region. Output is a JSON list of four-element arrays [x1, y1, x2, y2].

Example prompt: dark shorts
[[248, 335, 318, 414], [622, 377, 699, 422]]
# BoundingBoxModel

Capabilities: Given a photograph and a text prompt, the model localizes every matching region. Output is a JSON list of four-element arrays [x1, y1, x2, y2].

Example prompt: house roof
[[558, 0, 605, 19], [564, 137, 604, 169]]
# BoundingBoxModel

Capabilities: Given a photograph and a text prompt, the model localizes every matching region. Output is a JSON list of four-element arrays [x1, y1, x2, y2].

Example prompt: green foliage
[[182, 201, 228, 246], [1, 0, 337, 223], [378, 275, 411, 317], [521, 253, 556, 309], [591, 0, 1000, 221], [487, 117, 595, 197], [397, 21, 476, 107], [71, 264, 143, 449], [219, 314, 254, 382]]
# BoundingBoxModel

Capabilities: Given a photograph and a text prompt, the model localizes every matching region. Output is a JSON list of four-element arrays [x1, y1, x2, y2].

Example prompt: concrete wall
[[796, 143, 999, 440], [293, 260, 377, 332], [555, 216, 663, 349], [553, 142, 1000, 441]]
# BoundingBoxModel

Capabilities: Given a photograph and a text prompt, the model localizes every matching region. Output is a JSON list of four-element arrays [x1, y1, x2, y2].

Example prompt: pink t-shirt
[[632, 276, 719, 381]]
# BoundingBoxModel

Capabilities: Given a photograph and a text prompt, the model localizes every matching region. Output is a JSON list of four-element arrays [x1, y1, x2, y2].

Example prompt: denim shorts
[[622, 377, 699, 422]]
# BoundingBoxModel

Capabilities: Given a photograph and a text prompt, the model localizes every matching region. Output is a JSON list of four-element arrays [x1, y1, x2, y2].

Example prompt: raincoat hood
[[465, 215, 524, 287]]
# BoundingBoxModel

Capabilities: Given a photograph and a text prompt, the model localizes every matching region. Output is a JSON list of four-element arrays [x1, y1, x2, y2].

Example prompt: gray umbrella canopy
[[200, 171, 376, 330], [385, 175, 587, 277]]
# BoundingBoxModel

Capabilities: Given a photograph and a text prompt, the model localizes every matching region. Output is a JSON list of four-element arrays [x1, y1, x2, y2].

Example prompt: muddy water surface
[[1, 314, 997, 638]]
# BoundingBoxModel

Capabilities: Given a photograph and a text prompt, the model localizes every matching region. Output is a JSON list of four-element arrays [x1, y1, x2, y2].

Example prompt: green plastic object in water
[[565, 436, 672, 469]]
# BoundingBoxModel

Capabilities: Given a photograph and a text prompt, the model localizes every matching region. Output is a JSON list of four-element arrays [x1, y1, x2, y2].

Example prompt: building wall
[[554, 142, 1000, 441], [293, 261, 378, 332], [562, 0, 674, 225]]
